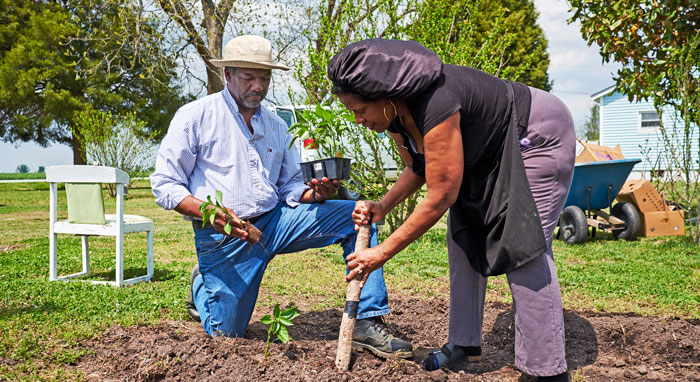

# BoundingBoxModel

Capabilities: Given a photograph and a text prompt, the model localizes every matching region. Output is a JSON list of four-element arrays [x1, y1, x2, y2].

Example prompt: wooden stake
[[335, 224, 371, 371]]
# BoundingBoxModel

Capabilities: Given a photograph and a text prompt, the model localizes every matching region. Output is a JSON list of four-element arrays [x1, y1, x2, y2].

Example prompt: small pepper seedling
[[260, 304, 300, 357], [199, 190, 239, 235], [199, 190, 262, 244]]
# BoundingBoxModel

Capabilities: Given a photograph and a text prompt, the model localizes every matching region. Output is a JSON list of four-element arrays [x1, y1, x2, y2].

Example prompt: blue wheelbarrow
[[557, 159, 642, 244]]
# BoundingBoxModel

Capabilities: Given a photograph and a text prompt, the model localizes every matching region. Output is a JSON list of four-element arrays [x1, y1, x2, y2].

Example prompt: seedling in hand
[[199, 190, 261, 244], [260, 304, 300, 357]]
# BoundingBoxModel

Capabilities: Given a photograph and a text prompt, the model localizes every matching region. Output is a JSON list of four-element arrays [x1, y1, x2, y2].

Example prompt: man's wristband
[[311, 189, 325, 203]]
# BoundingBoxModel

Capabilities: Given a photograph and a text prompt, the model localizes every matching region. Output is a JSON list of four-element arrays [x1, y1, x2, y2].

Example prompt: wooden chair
[[46, 165, 154, 287]]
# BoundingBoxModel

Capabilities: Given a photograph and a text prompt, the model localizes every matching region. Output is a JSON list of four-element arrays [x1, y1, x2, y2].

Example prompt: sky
[[0, 0, 622, 173]]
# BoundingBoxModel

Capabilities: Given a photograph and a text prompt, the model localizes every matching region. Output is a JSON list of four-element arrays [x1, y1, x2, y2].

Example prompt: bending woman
[[328, 39, 575, 382]]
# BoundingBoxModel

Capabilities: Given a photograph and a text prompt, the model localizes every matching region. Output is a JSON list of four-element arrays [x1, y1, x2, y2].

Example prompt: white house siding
[[599, 91, 699, 175]]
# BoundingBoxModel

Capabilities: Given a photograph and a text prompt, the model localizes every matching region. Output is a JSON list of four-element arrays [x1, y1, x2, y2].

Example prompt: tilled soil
[[74, 297, 700, 381]]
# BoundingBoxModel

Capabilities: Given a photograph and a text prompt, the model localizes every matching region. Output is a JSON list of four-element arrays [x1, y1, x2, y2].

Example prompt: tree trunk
[[157, 0, 234, 95], [71, 134, 86, 165], [206, 60, 225, 94]]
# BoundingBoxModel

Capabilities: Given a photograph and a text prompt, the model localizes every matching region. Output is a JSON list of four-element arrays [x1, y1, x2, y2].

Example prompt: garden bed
[[73, 297, 700, 381]]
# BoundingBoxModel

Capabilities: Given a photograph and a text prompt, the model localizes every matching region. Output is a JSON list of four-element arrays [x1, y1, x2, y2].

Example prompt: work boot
[[352, 316, 413, 358], [186, 264, 200, 322]]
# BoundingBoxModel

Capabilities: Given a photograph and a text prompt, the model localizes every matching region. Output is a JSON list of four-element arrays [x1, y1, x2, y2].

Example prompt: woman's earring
[[383, 101, 397, 122]]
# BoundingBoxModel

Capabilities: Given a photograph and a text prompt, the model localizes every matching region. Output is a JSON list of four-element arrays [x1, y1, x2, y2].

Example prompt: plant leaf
[[224, 223, 231, 235], [272, 321, 280, 335], [260, 315, 273, 325], [273, 304, 281, 319], [281, 307, 300, 320], [276, 325, 290, 344], [209, 213, 216, 225], [215, 190, 223, 204]]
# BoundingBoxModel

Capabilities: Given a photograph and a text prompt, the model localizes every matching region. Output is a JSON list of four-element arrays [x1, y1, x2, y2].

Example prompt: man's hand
[[306, 177, 341, 202], [176, 194, 253, 241], [208, 205, 250, 239]]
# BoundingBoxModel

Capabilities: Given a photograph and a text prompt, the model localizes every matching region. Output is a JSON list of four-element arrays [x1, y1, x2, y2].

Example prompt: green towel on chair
[[66, 183, 106, 224]]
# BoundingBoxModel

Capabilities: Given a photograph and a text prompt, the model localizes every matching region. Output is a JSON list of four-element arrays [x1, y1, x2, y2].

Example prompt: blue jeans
[[191, 200, 390, 337]]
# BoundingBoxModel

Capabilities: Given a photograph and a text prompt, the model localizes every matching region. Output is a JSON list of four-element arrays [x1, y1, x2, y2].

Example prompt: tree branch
[[157, 0, 212, 61]]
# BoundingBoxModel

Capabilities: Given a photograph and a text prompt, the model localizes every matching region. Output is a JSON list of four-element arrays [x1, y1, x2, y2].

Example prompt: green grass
[[0, 170, 152, 181], [0, 172, 46, 180], [1, 179, 699, 379]]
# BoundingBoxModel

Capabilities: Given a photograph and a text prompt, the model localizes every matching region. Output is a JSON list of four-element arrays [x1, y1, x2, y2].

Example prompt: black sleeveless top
[[387, 64, 531, 178], [388, 65, 546, 277]]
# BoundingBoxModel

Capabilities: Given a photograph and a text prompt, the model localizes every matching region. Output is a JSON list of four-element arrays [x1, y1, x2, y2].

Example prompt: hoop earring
[[383, 101, 397, 122]]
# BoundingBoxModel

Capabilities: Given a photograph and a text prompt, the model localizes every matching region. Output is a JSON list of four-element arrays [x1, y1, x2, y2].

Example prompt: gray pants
[[447, 87, 575, 376]]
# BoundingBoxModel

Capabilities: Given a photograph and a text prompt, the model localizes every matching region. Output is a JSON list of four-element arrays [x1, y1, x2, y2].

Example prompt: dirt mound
[[74, 297, 700, 381]]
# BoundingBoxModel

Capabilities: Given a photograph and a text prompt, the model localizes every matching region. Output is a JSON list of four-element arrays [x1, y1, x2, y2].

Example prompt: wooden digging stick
[[335, 223, 371, 371]]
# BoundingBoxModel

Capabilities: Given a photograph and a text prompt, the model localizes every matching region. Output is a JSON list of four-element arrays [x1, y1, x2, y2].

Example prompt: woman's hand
[[353, 200, 384, 229], [346, 245, 389, 287]]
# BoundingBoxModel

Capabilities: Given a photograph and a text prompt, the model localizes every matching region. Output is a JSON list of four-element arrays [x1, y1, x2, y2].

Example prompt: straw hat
[[209, 35, 290, 71]]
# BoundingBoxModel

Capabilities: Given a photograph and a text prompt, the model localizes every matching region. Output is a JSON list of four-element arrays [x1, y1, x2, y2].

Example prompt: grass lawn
[[1, 179, 699, 380], [0, 173, 46, 180], [0, 170, 153, 181]]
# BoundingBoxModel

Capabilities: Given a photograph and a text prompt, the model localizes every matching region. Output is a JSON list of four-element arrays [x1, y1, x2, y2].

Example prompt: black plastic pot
[[300, 157, 352, 183]]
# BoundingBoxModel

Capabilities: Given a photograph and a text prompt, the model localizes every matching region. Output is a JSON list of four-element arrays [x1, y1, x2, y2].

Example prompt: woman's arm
[[352, 131, 425, 226], [347, 112, 464, 283], [381, 131, 426, 211]]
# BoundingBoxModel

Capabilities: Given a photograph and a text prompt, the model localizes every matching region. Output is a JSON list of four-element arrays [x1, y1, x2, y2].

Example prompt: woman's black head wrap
[[328, 39, 443, 100]]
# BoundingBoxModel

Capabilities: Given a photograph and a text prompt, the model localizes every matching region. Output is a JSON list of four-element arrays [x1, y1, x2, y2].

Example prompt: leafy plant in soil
[[260, 304, 300, 357], [199, 190, 261, 244]]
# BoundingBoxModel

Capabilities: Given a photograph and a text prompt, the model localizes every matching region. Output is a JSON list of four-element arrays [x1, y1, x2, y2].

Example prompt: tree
[[290, 0, 551, 232], [579, 103, 599, 141], [38, 166, 45, 173], [407, 0, 547, 85], [290, 0, 422, 231], [569, 0, 700, 241], [16, 164, 30, 173], [470, 0, 551, 90], [293, 0, 417, 104], [568, 1, 699, 126], [294, 0, 551, 104], [155, 0, 234, 95], [71, 110, 157, 196], [155, 0, 307, 96], [0, 0, 188, 164]]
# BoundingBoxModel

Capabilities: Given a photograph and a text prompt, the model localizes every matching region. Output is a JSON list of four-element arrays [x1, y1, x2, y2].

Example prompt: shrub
[[71, 110, 157, 196]]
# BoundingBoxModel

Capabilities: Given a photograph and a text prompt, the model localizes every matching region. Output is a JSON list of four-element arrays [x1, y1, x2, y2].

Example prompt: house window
[[639, 111, 661, 132]]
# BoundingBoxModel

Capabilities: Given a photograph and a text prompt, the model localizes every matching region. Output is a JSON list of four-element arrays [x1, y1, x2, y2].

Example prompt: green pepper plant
[[260, 304, 300, 357], [199, 190, 241, 235], [288, 104, 417, 233]]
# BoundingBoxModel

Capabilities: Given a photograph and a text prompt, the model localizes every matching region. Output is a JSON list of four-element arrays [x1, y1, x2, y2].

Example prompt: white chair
[[46, 165, 154, 287]]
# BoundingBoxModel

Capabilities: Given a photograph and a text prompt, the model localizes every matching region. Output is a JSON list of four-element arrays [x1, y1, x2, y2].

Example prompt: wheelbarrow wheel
[[559, 206, 588, 244], [338, 178, 361, 201], [612, 202, 641, 241]]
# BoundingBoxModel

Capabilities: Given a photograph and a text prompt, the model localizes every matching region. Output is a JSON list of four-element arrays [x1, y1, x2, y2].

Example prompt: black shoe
[[537, 372, 570, 382], [352, 316, 413, 359], [422, 343, 482, 371], [186, 264, 200, 322]]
